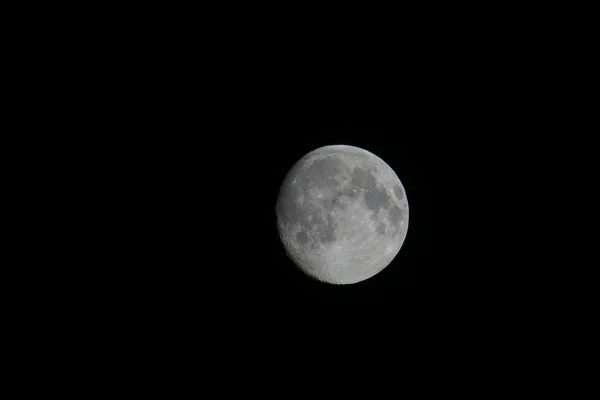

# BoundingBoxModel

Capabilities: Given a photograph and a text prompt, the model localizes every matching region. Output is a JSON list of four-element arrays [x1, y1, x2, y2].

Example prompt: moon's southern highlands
[[276, 145, 409, 284]]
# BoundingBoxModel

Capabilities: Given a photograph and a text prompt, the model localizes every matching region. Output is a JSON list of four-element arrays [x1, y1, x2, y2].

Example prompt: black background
[[101, 98, 542, 319], [78, 15, 559, 319], [14, 6, 580, 385], [112, 129, 434, 311], [95, 61, 523, 314]]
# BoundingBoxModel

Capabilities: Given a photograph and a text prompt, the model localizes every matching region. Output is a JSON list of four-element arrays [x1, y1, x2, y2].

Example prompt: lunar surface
[[276, 145, 409, 284]]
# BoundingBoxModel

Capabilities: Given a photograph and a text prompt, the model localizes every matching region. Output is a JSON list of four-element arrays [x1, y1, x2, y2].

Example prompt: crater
[[278, 191, 301, 226], [317, 213, 337, 244], [363, 187, 391, 216], [389, 205, 404, 227], [376, 222, 386, 235], [311, 214, 324, 227], [350, 167, 376, 190], [322, 191, 347, 213], [278, 187, 320, 232], [296, 230, 309, 245], [340, 186, 360, 199], [393, 184, 404, 201], [302, 157, 343, 189]]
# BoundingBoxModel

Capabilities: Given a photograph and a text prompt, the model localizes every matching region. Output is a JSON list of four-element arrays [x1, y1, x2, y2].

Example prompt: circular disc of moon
[[276, 144, 409, 284]]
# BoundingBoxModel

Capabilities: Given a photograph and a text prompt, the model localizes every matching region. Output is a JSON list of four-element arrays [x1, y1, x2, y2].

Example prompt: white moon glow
[[276, 145, 409, 284]]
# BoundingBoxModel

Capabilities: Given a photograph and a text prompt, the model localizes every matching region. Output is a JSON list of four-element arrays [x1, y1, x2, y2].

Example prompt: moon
[[276, 145, 409, 284]]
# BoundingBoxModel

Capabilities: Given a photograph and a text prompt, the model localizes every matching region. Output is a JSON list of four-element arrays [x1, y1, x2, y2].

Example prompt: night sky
[[112, 128, 436, 313]]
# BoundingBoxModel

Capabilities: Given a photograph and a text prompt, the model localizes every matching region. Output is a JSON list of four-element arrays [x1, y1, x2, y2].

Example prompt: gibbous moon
[[276, 145, 409, 284]]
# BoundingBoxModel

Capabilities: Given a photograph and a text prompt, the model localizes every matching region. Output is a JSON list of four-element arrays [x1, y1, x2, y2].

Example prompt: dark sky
[[39, 11, 564, 364], [87, 17, 542, 313], [95, 40, 532, 311], [78, 73, 554, 342], [111, 128, 439, 312], [98, 88, 538, 319]]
